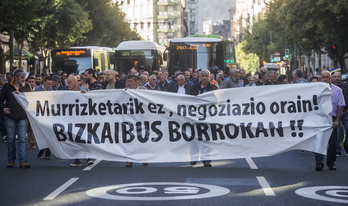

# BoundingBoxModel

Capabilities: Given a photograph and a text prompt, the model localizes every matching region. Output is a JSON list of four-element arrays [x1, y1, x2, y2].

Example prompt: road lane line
[[43, 178, 79, 200], [256, 176, 275, 196], [245, 157, 258, 169], [83, 159, 102, 171]]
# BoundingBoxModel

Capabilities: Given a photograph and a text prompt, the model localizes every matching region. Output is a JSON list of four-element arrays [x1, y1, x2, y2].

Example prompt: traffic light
[[285, 49, 289, 59], [332, 44, 337, 50], [271, 54, 275, 62]]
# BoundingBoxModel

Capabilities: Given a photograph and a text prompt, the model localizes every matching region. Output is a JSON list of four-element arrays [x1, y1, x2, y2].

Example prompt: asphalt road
[[1, 141, 348, 206]]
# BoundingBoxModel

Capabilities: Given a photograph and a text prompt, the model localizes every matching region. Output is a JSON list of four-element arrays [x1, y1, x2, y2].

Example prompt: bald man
[[102, 70, 124, 89], [67, 76, 85, 91], [314, 71, 345, 171], [67, 76, 90, 167]]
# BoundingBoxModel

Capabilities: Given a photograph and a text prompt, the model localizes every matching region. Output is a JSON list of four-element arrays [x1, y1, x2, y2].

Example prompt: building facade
[[230, 0, 270, 43], [114, 0, 186, 45], [186, 0, 202, 35]]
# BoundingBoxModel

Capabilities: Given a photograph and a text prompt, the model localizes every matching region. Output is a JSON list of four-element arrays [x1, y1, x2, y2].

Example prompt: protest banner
[[15, 82, 332, 162]]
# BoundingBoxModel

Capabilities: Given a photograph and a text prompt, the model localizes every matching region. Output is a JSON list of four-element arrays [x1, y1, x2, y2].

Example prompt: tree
[[243, 20, 271, 67], [0, 0, 92, 72], [265, 0, 348, 73], [0, 0, 42, 70], [76, 0, 141, 47], [236, 41, 259, 73], [29, 0, 92, 73]]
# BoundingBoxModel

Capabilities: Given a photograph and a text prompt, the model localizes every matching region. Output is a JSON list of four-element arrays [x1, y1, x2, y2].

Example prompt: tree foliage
[[0, 0, 92, 70], [76, 0, 141, 47], [243, 20, 271, 66], [242, 0, 348, 73], [236, 41, 259, 73], [0, 0, 140, 71]]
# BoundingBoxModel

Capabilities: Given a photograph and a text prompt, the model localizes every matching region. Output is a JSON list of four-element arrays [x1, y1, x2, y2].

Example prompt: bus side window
[[93, 58, 99, 68]]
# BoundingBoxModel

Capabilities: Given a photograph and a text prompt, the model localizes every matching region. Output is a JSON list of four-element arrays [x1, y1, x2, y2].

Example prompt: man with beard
[[34, 74, 43, 90], [102, 70, 124, 89], [0, 69, 32, 168]]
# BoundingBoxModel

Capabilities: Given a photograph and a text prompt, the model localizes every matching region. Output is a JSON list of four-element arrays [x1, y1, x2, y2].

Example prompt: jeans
[[337, 112, 348, 153], [6, 118, 28, 163]]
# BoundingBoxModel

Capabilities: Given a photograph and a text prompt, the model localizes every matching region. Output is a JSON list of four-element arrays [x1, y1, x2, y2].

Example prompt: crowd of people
[[0, 65, 347, 170]]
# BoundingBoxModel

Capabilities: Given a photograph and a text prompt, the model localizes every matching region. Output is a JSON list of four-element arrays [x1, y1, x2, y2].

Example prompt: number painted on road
[[86, 182, 230, 200], [295, 186, 348, 204]]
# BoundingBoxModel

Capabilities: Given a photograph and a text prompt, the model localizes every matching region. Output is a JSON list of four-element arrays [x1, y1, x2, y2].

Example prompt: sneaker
[[20, 162, 31, 169], [7, 161, 14, 168], [45, 156, 51, 160], [336, 152, 341, 156], [70, 160, 82, 167], [3, 136, 7, 143], [87, 159, 95, 166], [37, 150, 45, 158]]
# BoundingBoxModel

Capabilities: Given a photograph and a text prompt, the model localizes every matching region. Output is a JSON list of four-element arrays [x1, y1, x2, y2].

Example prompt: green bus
[[167, 34, 237, 75]]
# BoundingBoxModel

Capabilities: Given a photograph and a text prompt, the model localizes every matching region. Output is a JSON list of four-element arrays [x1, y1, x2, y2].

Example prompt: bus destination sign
[[175, 44, 212, 51], [120, 51, 151, 57], [54, 50, 91, 57]]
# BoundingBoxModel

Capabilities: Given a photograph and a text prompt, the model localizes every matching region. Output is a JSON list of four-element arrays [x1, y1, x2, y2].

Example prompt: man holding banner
[[190, 69, 218, 167], [314, 71, 345, 171], [0, 69, 32, 168]]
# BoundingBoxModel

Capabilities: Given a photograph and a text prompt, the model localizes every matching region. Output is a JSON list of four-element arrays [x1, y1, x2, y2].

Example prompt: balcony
[[157, 24, 177, 33], [157, 0, 176, 6], [158, 11, 179, 19]]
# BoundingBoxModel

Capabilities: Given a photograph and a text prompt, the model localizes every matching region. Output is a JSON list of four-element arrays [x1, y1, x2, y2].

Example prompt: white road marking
[[245, 157, 258, 169], [256, 176, 275, 196], [86, 182, 230, 200], [83, 159, 102, 171], [296, 186, 348, 203], [43, 178, 79, 200]]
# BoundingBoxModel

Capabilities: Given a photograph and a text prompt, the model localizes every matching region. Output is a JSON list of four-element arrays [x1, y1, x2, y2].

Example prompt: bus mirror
[[93, 58, 98, 68]]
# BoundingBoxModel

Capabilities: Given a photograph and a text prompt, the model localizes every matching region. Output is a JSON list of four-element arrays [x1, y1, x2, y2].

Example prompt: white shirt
[[177, 85, 185, 94]]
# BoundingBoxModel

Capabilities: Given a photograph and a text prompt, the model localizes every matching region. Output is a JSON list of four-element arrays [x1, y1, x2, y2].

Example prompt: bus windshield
[[114, 41, 165, 74], [167, 37, 236, 76], [115, 50, 155, 74], [169, 42, 217, 71], [52, 57, 91, 75]]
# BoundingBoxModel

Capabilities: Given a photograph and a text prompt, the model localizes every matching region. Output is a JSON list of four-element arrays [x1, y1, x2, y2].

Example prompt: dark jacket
[[157, 81, 170, 91], [338, 83, 348, 111], [190, 82, 218, 95], [0, 81, 32, 120], [168, 83, 192, 95], [102, 80, 125, 89]]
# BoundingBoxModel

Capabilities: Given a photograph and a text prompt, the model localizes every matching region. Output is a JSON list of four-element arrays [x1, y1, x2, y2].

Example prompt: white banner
[[15, 83, 332, 162]]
